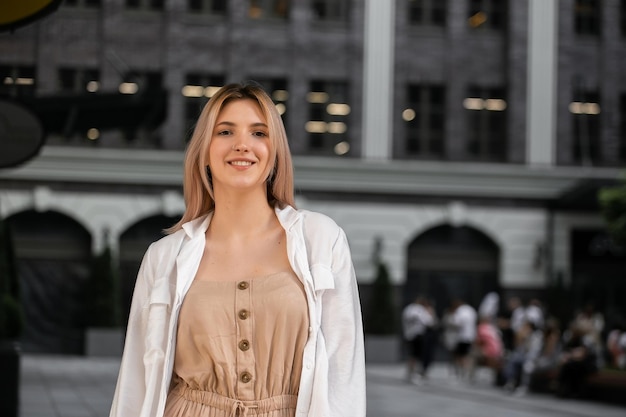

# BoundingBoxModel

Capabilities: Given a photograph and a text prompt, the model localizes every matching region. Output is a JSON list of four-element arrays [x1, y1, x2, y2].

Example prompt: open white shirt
[[109, 205, 366, 417]]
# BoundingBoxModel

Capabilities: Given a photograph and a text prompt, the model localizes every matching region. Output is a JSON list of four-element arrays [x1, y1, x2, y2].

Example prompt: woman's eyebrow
[[215, 121, 268, 128]]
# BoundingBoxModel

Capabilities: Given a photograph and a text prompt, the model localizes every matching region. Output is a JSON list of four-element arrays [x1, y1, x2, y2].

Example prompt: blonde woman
[[109, 83, 366, 417]]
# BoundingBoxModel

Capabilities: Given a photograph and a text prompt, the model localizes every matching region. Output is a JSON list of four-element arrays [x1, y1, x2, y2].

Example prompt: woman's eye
[[253, 131, 268, 137], [217, 130, 231, 136]]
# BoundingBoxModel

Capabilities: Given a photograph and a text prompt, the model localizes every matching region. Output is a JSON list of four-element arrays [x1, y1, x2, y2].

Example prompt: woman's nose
[[231, 141, 249, 152]]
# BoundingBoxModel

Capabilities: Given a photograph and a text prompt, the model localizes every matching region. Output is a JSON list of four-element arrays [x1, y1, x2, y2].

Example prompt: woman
[[109, 83, 366, 417]]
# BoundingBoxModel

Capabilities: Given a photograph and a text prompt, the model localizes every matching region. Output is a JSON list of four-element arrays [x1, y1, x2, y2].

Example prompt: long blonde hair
[[166, 82, 295, 234]]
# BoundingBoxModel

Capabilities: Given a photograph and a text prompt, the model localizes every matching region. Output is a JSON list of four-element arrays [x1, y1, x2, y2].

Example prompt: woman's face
[[208, 98, 272, 194]]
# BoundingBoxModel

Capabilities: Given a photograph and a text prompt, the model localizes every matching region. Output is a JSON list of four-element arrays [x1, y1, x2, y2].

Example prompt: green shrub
[[599, 179, 626, 245], [0, 218, 23, 340], [83, 246, 121, 328], [364, 261, 398, 335]]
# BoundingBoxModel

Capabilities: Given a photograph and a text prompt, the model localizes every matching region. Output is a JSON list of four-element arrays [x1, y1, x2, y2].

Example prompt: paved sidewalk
[[18, 354, 626, 417]]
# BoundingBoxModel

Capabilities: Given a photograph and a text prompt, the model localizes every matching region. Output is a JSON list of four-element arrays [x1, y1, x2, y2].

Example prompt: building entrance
[[8, 210, 91, 354], [404, 224, 500, 317]]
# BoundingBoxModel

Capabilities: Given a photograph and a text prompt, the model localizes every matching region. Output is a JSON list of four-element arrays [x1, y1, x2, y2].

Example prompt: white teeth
[[231, 161, 252, 166]]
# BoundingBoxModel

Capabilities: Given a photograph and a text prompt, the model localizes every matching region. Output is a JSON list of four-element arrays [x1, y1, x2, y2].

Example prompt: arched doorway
[[119, 214, 180, 325], [7, 210, 91, 354], [570, 229, 626, 325], [405, 224, 500, 317]]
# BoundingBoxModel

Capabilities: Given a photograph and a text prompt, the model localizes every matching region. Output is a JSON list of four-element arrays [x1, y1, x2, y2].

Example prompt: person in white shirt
[[109, 82, 366, 417], [402, 296, 436, 383], [450, 297, 477, 381]]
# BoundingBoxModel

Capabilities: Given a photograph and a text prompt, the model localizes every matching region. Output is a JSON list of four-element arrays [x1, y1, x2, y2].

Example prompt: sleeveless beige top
[[164, 271, 309, 417]]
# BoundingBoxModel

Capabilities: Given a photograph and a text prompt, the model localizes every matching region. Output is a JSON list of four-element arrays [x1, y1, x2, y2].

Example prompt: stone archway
[[119, 214, 180, 325], [7, 210, 91, 354], [404, 224, 500, 317]]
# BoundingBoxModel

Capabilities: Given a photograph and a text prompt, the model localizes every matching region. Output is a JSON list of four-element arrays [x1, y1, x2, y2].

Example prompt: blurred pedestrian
[[470, 314, 504, 384], [502, 320, 543, 392], [402, 295, 437, 384], [606, 317, 626, 369], [449, 297, 477, 382], [556, 321, 599, 398]]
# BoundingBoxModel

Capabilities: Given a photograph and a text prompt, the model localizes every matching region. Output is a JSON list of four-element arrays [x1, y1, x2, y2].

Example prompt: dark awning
[[19, 89, 168, 136], [552, 178, 621, 211]]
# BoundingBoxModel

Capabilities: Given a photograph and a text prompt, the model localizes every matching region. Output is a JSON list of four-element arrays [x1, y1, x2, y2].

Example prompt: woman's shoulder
[[298, 209, 342, 233], [145, 228, 187, 256]]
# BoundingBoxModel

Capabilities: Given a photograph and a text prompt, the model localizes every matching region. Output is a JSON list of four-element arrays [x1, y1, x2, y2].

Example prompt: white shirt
[[109, 205, 366, 417], [402, 303, 434, 340], [453, 304, 477, 343]]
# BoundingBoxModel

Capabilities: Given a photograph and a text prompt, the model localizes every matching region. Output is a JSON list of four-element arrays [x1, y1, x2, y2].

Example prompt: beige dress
[[163, 271, 309, 417]]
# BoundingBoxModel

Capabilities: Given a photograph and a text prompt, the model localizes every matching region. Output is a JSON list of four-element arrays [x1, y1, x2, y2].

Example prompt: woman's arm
[[322, 227, 366, 416], [109, 246, 154, 417]]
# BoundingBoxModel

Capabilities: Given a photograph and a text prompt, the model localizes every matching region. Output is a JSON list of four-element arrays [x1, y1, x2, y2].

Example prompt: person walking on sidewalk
[[109, 82, 366, 417], [449, 297, 477, 382], [402, 295, 437, 384]]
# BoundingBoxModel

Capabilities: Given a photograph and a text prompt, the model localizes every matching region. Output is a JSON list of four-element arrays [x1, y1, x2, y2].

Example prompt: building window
[[464, 86, 507, 161], [188, 0, 227, 14], [248, 0, 289, 20], [617, 94, 626, 163], [620, 95, 626, 163], [58, 68, 100, 94], [63, 0, 102, 9], [408, 0, 446, 27], [403, 84, 445, 158], [621, 0, 626, 36], [126, 0, 164, 11], [0, 65, 36, 98], [306, 80, 351, 156], [311, 0, 350, 22], [118, 71, 162, 95], [182, 74, 225, 140], [63, 0, 101, 8], [250, 78, 289, 126], [574, 0, 601, 36], [468, 0, 507, 31], [570, 89, 601, 165]]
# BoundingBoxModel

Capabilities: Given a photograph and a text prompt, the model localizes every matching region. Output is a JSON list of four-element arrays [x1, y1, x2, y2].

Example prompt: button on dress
[[164, 271, 309, 417]]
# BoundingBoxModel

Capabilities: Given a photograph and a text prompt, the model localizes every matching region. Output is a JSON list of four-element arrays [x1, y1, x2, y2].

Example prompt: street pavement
[[18, 354, 626, 417]]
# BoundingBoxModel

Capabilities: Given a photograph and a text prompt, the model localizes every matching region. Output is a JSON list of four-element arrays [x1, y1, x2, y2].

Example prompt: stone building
[[0, 0, 624, 355]]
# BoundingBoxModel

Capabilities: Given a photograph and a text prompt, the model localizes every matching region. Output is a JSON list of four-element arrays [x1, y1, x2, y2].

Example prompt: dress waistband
[[170, 384, 298, 417]]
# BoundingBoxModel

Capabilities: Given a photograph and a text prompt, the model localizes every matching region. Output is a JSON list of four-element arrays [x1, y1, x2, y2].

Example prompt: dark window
[[250, 77, 289, 127], [311, 0, 349, 22], [0, 65, 36, 98], [183, 74, 225, 141], [574, 0, 601, 36], [404, 84, 446, 158], [408, 0, 446, 26], [121, 70, 162, 93], [125, 0, 164, 11], [619, 0, 626, 36], [248, 0, 289, 19], [307, 80, 350, 156], [571, 89, 601, 165], [117, 71, 164, 143], [64, 0, 101, 8], [621, 95, 626, 162], [58, 68, 100, 94], [188, 0, 227, 14], [465, 86, 507, 161], [468, 0, 507, 31]]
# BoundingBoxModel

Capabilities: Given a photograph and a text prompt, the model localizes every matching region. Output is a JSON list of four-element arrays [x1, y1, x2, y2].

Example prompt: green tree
[[364, 260, 398, 335], [0, 218, 23, 340], [83, 246, 121, 328], [598, 176, 626, 245]]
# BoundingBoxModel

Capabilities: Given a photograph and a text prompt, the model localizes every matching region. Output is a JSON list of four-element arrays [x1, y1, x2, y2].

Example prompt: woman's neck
[[209, 192, 277, 240]]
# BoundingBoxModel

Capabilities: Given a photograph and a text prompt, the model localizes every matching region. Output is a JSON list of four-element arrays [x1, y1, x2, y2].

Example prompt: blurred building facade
[[0, 0, 625, 354]]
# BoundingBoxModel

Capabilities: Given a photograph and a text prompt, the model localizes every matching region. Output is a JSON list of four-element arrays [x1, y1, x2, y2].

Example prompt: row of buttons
[[238, 281, 252, 384]]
